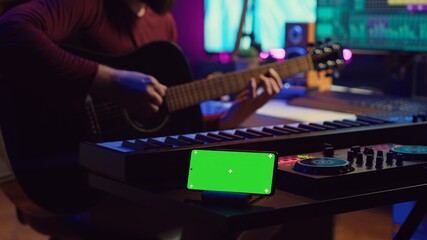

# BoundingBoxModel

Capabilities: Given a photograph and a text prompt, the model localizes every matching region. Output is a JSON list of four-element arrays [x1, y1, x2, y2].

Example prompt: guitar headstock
[[310, 42, 345, 71]]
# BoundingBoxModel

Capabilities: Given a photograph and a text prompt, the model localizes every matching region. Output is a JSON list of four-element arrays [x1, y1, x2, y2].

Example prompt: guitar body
[[0, 41, 204, 213], [69, 41, 205, 141]]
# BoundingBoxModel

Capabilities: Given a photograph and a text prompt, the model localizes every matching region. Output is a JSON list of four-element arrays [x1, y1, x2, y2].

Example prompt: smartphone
[[187, 149, 277, 195]]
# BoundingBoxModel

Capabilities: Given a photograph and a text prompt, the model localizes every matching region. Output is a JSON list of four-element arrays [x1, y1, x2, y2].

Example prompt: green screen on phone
[[187, 149, 277, 195]]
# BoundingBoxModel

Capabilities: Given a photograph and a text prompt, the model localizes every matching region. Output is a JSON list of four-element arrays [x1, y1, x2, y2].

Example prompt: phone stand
[[201, 191, 251, 207]]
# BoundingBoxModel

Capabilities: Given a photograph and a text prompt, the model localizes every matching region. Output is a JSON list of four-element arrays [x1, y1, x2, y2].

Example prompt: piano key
[[121, 139, 159, 150], [147, 138, 174, 147], [134, 139, 161, 149], [298, 123, 324, 131], [263, 127, 289, 136], [165, 136, 191, 146], [178, 135, 204, 144], [310, 123, 336, 130], [195, 134, 223, 143], [207, 133, 234, 141], [280, 125, 310, 133], [343, 119, 370, 126], [357, 116, 388, 124], [234, 130, 262, 139], [335, 120, 362, 127], [323, 121, 352, 128], [218, 131, 245, 140], [121, 140, 139, 149], [247, 129, 273, 137]]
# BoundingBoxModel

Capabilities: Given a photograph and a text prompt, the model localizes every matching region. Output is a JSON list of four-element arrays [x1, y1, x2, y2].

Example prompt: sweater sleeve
[[0, 0, 101, 108], [203, 113, 223, 131]]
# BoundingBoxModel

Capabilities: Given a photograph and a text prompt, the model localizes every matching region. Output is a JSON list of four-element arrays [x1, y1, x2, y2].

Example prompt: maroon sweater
[[0, 0, 177, 107]]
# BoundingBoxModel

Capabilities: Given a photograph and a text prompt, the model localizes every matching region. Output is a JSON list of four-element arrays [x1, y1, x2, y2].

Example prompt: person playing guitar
[[0, 0, 285, 239]]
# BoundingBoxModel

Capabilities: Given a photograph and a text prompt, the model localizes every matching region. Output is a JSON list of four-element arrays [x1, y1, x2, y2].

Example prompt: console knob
[[375, 156, 383, 169], [323, 146, 334, 157], [351, 145, 361, 153], [356, 152, 364, 165], [363, 147, 374, 155], [347, 151, 354, 164], [386, 152, 394, 165]]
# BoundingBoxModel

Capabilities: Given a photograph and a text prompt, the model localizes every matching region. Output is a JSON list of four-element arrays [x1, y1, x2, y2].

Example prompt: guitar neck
[[165, 54, 313, 112]]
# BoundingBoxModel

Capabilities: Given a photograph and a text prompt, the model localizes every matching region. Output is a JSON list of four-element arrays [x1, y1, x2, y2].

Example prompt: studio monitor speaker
[[284, 22, 332, 91], [285, 22, 315, 59]]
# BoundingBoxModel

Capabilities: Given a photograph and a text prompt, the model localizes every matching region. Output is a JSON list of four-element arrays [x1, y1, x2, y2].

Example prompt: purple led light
[[407, 4, 427, 12], [269, 48, 286, 60], [343, 48, 352, 62], [259, 51, 270, 59], [218, 51, 231, 63]]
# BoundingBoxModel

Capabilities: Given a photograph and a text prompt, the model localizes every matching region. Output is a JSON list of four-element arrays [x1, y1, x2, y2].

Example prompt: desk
[[89, 173, 427, 239]]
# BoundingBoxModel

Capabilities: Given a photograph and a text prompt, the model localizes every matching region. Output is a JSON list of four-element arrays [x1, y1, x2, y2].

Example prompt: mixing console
[[277, 143, 427, 199]]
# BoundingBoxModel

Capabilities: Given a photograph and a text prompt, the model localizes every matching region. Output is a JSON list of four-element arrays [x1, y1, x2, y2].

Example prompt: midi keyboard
[[80, 111, 427, 192]]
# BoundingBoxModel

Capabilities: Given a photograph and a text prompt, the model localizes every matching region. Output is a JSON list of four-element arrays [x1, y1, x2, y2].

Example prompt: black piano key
[[310, 123, 336, 130], [178, 135, 204, 144], [121, 139, 153, 150], [343, 119, 370, 126], [234, 130, 262, 139], [147, 138, 174, 148], [207, 133, 234, 141], [247, 129, 273, 137], [356, 116, 388, 124], [134, 139, 160, 149], [336, 120, 362, 127], [165, 136, 191, 146], [281, 125, 310, 133], [121, 140, 138, 149], [323, 121, 352, 128], [195, 134, 223, 143], [262, 127, 289, 136], [218, 131, 245, 140], [298, 123, 324, 131]]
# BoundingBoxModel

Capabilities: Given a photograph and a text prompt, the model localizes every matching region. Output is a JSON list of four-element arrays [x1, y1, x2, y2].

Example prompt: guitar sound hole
[[124, 109, 169, 134]]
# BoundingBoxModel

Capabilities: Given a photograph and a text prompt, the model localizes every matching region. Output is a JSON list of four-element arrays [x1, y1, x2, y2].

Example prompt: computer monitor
[[204, 0, 317, 53], [316, 0, 427, 52]]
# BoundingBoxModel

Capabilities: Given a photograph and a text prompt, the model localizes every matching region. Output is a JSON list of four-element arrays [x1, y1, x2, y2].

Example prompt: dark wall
[[171, 0, 205, 71]]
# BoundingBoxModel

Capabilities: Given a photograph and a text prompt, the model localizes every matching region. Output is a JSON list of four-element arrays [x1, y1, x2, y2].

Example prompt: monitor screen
[[316, 0, 427, 52], [204, 0, 317, 53]]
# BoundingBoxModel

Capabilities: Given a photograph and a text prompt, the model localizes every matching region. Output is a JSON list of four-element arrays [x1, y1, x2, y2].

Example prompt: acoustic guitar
[[68, 40, 345, 142]]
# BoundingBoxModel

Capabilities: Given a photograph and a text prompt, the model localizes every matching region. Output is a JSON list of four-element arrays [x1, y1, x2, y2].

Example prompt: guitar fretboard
[[165, 55, 313, 112]]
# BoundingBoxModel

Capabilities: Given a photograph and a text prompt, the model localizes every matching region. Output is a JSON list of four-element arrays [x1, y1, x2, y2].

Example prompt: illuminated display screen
[[204, 0, 317, 52], [187, 149, 277, 195], [316, 0, 427, 52]]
